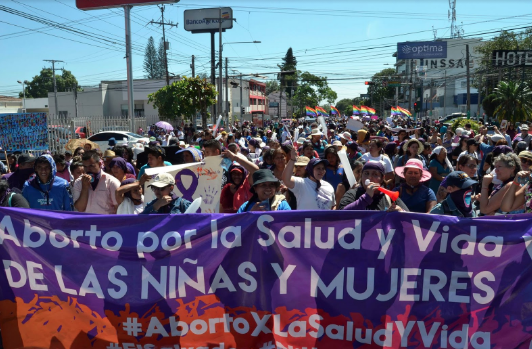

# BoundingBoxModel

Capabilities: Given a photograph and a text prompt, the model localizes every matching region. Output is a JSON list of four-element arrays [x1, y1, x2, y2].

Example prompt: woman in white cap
[[283, 148, 335, 210], [310, 129, 327, 158], [428, 146, 452, 194], [394, 158, 436, 213]]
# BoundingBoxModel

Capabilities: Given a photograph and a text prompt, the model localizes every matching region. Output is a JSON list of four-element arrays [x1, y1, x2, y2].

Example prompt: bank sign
[[492, 50, 532, 67], [397, 41, 447, 59], [184, 7, 233, 33]]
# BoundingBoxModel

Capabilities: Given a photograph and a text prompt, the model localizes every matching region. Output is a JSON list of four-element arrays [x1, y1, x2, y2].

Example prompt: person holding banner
[[22, 154, 73, 211], [219, 148, 259, 213], [0, 179, 29, 208], [236, 169, 291, 212], [141, 173, 191, 214], [339, 162, 408, 212], [73, 151, 121, 214], [431, 171, 478, 217], [394, 158, 436, 213], [283, 148, 335, 210]]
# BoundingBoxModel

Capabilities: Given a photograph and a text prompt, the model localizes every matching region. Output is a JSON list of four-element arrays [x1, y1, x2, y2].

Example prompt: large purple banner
[[1, 207, 532, 349]]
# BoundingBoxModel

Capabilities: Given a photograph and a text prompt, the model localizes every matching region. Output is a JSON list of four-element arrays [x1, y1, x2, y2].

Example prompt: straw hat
[[402, 138, 424, 154]]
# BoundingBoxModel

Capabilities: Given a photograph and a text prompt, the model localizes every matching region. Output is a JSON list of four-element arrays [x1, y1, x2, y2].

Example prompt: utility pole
[[73, 84, 79, 119], [210, 32, 216, 123], [477, 73, 482, 121], [443, 70, 447, 116], [408, 59, 413, 111], [430, 79, 434, 119], [466, 44, 471, 117], [124, 5, 135, 132], [149, 5, 178, 86], [240, 73, 243, 121], [218, 8, 223, 125], [43, 59, 63, 116], [225, 57, 229, 125], [191, 55, 195, 77]]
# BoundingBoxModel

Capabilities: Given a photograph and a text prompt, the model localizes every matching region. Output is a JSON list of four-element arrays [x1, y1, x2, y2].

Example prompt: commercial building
[[394, 38, 483, 119]]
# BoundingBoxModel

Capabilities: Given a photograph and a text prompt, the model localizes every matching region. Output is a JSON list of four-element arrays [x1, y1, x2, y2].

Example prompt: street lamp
[[17, 80, 28, 112]]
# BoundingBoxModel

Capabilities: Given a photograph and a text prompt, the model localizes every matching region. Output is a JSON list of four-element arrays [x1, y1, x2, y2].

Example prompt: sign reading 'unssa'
[[397, 41, 448, 59]]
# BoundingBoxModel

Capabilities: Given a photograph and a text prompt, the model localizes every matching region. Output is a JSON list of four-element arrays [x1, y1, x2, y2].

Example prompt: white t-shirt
[[360, 153, 394, 173], [117, 196, 146, 215], [457, 150, 480, 162], [291, 177, 335, 210]]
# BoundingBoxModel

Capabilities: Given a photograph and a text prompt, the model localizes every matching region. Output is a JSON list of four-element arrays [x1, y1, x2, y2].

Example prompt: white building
[[47, 78, 180, 119], [395, 38, 483, 119], [0, 96, 48, 114]]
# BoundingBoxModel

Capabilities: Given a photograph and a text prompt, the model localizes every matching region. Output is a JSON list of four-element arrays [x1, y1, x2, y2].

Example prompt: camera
[[488, 126, 494, 131]]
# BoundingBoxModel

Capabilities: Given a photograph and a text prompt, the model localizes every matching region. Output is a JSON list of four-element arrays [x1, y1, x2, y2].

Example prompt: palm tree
[[492, 81, 532, 122]]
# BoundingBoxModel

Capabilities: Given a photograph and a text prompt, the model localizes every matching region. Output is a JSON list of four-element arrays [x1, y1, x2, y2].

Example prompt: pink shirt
[[73, 172, 120, 214]]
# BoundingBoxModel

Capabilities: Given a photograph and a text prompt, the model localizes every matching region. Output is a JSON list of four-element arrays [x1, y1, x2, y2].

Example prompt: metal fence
[[46, 114, 164, 153]]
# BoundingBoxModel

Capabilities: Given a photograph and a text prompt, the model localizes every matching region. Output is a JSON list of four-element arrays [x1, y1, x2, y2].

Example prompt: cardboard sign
[[347, 119, 364, 132]]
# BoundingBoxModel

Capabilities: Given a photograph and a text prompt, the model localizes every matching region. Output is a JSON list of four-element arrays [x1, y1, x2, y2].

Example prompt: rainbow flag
[[366, 107, 376, 115], [315, 106, 328, 117], [391, 106, 398, 116], [360, 106, 369, 115], [352, 105, 360, 115], [331, 106, 340, 115], [305, 106, 317, 117], [397, 106, 412, 117]]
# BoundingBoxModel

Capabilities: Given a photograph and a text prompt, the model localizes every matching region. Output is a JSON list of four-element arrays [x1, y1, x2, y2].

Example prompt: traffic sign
[[360, 94, 370, 98], [387, 81, 401, 87]]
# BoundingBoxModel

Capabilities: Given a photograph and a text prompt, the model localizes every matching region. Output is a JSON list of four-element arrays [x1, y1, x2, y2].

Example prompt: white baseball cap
[[149, 173, 175, 188]]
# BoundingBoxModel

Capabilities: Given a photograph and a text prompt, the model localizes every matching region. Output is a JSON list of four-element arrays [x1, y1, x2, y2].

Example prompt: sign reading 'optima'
[[397, 41, 447, 59], [492, 50, 532, 67]]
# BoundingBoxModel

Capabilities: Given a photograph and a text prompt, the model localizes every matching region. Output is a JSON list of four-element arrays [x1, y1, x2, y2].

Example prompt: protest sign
[[1, 209, 532, 349], [0, 113, 48, 151], [347, 118, 364, 132], [144, 156, 223, 213]]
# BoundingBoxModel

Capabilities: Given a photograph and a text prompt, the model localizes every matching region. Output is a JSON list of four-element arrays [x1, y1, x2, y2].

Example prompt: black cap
[[17, 153, 36, 165], [466, 138, 479, 146], [65, 150, 72, 156], [442, 171, 478, 189], [251, 169, 280, 187]]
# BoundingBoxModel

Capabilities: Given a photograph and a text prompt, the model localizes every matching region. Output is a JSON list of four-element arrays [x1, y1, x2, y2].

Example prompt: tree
[[265, 80, 279, 96], [474, 28, 532, 95], [148, 76, 217, 129], [336, 98, 356, 116], [366, 68, 397, 115], [278, 48, 298, 97], [292, 71, 337, 116], [22, 68, 79, 98], [482, 94, 498, 119], [143, 36, 161, 79], [492, 81, 532, 122], [156, 37, 167, 80]]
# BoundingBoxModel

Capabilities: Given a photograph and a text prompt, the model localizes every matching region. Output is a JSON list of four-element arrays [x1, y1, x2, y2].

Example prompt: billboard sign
[[397, 41, 447, 59], [76, 0, 177, 10], [492, 50, 532, 67], [184, 7, 233, 33]]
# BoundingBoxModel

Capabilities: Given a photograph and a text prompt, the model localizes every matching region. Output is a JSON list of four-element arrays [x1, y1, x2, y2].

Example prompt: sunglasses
[[520, 158, 532, 165]]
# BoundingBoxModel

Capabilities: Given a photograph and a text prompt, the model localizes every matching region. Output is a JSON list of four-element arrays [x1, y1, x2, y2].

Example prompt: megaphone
[[376, 187, 399, 202], [365, 179, 399, 201]]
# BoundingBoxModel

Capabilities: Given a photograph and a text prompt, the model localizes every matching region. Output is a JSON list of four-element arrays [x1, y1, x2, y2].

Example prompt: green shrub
[[450, 119, 481, 133]]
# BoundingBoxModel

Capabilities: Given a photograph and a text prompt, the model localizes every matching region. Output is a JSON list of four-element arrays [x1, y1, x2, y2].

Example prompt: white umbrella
[[155, 121, 173, 131]]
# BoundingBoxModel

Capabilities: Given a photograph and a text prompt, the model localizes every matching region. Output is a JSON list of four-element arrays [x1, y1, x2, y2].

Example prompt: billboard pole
[[124, 5, 135, 132], [218, 8, 223, 127]]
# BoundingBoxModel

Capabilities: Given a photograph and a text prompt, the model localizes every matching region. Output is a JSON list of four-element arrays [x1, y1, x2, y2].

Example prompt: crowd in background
[[1, 115, 531, 218]]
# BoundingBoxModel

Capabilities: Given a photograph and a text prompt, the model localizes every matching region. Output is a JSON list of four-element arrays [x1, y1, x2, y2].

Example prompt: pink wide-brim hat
[[395, 158, 432, 182]]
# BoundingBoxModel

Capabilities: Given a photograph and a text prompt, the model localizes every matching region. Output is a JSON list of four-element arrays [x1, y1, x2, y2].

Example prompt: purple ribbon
[[174, 169, 199, 202]]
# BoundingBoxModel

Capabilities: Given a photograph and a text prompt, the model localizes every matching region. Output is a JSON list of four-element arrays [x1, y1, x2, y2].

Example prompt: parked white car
[[88, 131, 149, 150]]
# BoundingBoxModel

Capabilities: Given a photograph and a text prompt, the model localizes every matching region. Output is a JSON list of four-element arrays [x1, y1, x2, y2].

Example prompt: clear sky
[[1, 0, 531, 104]]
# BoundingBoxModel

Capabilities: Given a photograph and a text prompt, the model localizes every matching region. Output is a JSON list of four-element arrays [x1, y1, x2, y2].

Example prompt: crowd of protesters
[[1, 115, 531, 218]]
